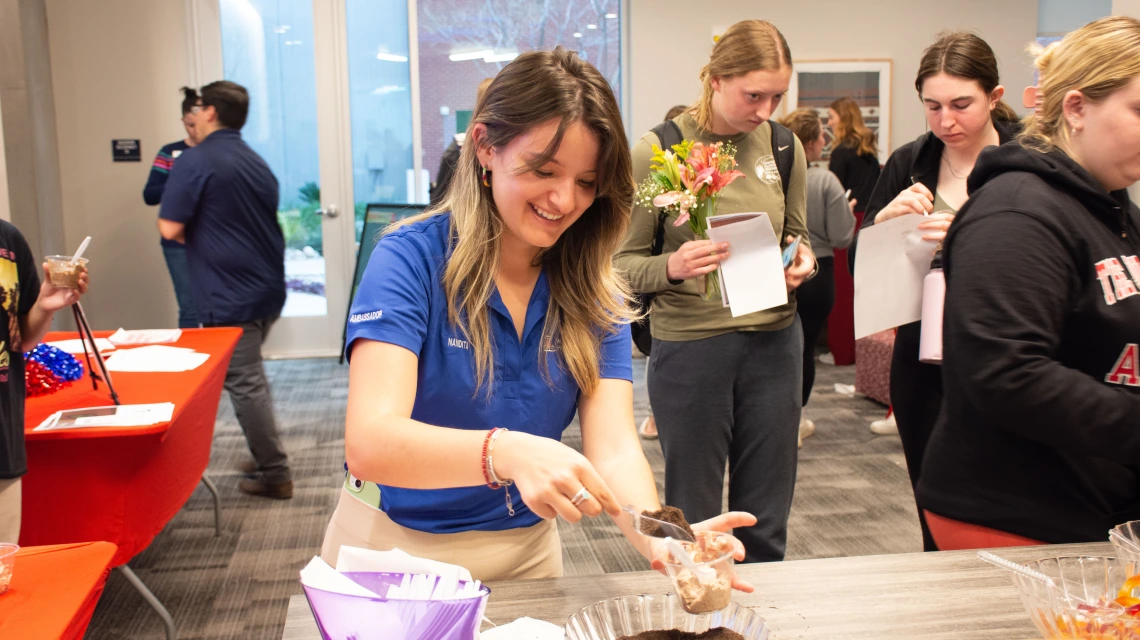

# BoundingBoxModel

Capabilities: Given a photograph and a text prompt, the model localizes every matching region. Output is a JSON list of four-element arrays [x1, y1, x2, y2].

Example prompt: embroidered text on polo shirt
[[349, 310, 383, 323]]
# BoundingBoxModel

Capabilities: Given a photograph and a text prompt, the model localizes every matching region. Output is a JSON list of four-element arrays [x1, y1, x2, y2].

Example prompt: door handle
[[316, 205, 340, 219]]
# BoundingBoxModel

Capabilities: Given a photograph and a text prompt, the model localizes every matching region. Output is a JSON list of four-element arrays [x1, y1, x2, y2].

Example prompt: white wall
[[1038, 0, 1112, 34], [45, 0, 190, 329], [1115, 0, 1140, 203], [628, 0, 1039, 153], [0, 92, 9, 222]]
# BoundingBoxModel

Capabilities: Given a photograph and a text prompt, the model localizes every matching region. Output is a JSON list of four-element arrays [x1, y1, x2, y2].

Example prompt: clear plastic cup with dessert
[[45, 255, 87, 289], [662, 530, 736, 614]]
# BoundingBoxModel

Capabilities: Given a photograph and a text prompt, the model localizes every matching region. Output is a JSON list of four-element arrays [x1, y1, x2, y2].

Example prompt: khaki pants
[[0, 477, 21, 544], [321, 488, 563, 582]]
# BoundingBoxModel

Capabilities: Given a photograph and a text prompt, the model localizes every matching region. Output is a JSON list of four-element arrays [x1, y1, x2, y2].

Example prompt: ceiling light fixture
[[484, 51, 518, 62], [448, 49, 494, 61]]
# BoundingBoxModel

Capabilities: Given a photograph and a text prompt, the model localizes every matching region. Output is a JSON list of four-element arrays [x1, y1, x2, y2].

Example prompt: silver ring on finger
[[570, 486, 592, 506]]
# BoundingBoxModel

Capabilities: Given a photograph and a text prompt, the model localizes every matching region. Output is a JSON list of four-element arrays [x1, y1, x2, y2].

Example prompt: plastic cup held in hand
[[662, 531, 735, 614], [46, 255, 87, 289], [0, 543, 17, 595]]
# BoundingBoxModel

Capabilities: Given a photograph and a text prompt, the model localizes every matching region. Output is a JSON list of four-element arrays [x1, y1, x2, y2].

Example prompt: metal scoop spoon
[[622, 506, 695, 542]]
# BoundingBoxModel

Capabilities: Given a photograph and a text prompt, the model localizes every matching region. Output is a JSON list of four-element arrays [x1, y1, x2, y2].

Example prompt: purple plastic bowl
[[302, 571, 490, 640]]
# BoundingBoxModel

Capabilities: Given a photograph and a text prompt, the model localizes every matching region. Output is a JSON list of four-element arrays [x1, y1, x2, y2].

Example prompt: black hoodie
[[916, 142, 1140, 543]]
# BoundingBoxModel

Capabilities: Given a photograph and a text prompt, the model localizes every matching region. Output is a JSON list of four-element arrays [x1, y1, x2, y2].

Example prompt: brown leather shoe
[[237, 459, 257, 474], [238, 476, 293, 499]]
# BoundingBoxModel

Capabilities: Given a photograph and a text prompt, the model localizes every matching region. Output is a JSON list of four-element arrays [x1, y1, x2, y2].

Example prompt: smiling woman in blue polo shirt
[[320, 48, 756, 582]]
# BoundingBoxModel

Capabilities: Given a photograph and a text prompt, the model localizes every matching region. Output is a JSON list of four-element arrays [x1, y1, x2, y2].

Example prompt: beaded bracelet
[[481, 428, 515, 516]]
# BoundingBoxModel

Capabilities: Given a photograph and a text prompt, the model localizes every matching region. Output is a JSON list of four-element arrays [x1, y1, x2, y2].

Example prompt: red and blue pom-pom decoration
[[25, 344, 85, 397]]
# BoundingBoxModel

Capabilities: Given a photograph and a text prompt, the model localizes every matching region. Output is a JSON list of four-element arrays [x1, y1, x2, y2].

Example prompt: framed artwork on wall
[[785, 59, 892, 165]]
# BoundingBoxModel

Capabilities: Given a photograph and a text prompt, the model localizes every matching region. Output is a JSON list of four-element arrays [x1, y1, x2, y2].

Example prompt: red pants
[[924, 510, 1047, 551]]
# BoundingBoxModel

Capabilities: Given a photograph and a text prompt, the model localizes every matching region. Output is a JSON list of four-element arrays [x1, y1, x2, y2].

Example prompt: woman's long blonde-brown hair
[[1021, 16, 1140, 154], [393, 47, 636, 396], [829, 97, 878, 157], [694, 20, 792, 131]]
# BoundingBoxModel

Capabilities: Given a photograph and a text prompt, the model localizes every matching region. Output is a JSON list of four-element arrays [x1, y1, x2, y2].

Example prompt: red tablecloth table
[[21, 328, 240, 566], [0, 541, 117, 640]]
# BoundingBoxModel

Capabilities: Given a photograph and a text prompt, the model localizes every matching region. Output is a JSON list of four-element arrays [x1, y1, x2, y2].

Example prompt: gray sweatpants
[[217, 315, 291, 484], [648, 318, 802, 562]]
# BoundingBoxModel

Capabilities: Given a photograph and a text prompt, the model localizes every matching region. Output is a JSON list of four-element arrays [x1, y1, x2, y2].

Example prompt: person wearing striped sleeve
[[142, 87, 200, 328]]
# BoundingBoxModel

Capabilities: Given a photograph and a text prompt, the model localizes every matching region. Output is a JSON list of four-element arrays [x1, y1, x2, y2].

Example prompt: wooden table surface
[[283, 542, 1111, 639]]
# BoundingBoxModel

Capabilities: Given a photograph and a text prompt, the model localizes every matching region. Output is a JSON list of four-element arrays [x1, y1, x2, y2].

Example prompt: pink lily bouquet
[[635, 139, 745, 300]]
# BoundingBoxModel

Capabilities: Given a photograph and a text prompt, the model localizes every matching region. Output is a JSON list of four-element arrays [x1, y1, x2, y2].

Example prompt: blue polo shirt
[[159, 128, 286, 324], [345, 213, 633, 533]]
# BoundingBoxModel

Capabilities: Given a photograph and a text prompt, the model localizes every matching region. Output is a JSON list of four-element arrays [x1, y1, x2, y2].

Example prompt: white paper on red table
[[108, 328, 182, 346], [103, 345, 209, 372], [45, 338, 116, 354], [33, 402, 176, 431]]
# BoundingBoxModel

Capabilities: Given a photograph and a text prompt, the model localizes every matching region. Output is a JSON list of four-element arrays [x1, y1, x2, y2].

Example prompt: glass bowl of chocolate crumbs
[[564, 593, 769, 640]]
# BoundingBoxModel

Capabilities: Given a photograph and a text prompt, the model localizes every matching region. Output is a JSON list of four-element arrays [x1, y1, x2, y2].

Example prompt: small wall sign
[[112, 139, 141, 162]]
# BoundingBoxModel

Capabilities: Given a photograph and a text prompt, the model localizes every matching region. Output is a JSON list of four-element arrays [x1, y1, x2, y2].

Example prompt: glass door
[[193, 0, 622, 357], [197, 0, 416, 357]]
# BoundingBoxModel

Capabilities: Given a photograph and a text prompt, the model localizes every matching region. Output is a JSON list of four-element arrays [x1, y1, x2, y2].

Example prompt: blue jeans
[[162, 243, 200, 328]]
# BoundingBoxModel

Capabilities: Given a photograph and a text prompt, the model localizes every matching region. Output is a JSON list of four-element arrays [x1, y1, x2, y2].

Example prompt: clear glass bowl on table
[[1010, 555, 1140, 639], [565, 593, 769, 640]]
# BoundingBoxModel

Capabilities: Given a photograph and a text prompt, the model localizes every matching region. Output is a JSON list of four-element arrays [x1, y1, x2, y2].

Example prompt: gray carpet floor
[[84, 354, 917, 639]]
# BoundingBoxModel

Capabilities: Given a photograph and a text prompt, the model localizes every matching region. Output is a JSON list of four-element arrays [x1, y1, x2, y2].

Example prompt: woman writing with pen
[[856, 32, 1020, 551]]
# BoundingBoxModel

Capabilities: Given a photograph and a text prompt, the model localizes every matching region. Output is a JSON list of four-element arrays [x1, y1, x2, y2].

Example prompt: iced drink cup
[[46, 255, 87, 289]]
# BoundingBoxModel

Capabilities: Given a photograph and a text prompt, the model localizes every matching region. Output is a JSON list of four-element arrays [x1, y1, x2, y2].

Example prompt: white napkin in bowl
[[299, 556, 380, 597], [335, 545, 473, 584]]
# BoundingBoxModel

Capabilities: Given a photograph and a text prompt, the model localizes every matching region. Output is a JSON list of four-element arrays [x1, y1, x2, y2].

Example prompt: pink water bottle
[[919, 252, 945, 364]]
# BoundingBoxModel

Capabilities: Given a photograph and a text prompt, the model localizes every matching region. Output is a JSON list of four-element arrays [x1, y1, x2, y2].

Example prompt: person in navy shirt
[[158, 80, 292, 499], [320, 47, 756, 582], [142, 86, 200, 328]]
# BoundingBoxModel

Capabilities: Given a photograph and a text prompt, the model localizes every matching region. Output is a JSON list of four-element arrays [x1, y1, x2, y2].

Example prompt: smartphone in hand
[[782, 236, 803, 269]]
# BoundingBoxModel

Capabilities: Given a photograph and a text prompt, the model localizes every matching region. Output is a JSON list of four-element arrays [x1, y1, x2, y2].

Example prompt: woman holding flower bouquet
[[616, 20, 814, 563], [321, 47, 756, 583]]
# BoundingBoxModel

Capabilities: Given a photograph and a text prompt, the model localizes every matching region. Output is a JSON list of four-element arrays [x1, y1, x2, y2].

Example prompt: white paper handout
[[853, 214, 934, 339], [108, 328, 182, 346], [33, 402, 175, 431], [103, 345, 209, 372], [705, 212, 788, 317], [46, 338, 116, 354]]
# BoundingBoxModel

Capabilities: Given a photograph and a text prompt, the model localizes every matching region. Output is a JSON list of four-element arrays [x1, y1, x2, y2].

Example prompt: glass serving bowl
[[1011, 555, 1140, 640], [565, 593, 769, 640], [1111, 521, 1140, 570]]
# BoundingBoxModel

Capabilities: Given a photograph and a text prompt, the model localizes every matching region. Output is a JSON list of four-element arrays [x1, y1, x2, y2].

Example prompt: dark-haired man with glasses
[[158, 80, 293, 499]]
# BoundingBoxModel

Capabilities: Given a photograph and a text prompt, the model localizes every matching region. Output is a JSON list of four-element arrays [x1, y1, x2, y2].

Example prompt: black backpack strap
[[769, 120, 795, 200], [648, 120, 684, 257]]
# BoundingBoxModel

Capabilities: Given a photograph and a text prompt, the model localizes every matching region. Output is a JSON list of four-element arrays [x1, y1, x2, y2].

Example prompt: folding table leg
[[116, 564, 177, 640], [200, 474, 223, 536]]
